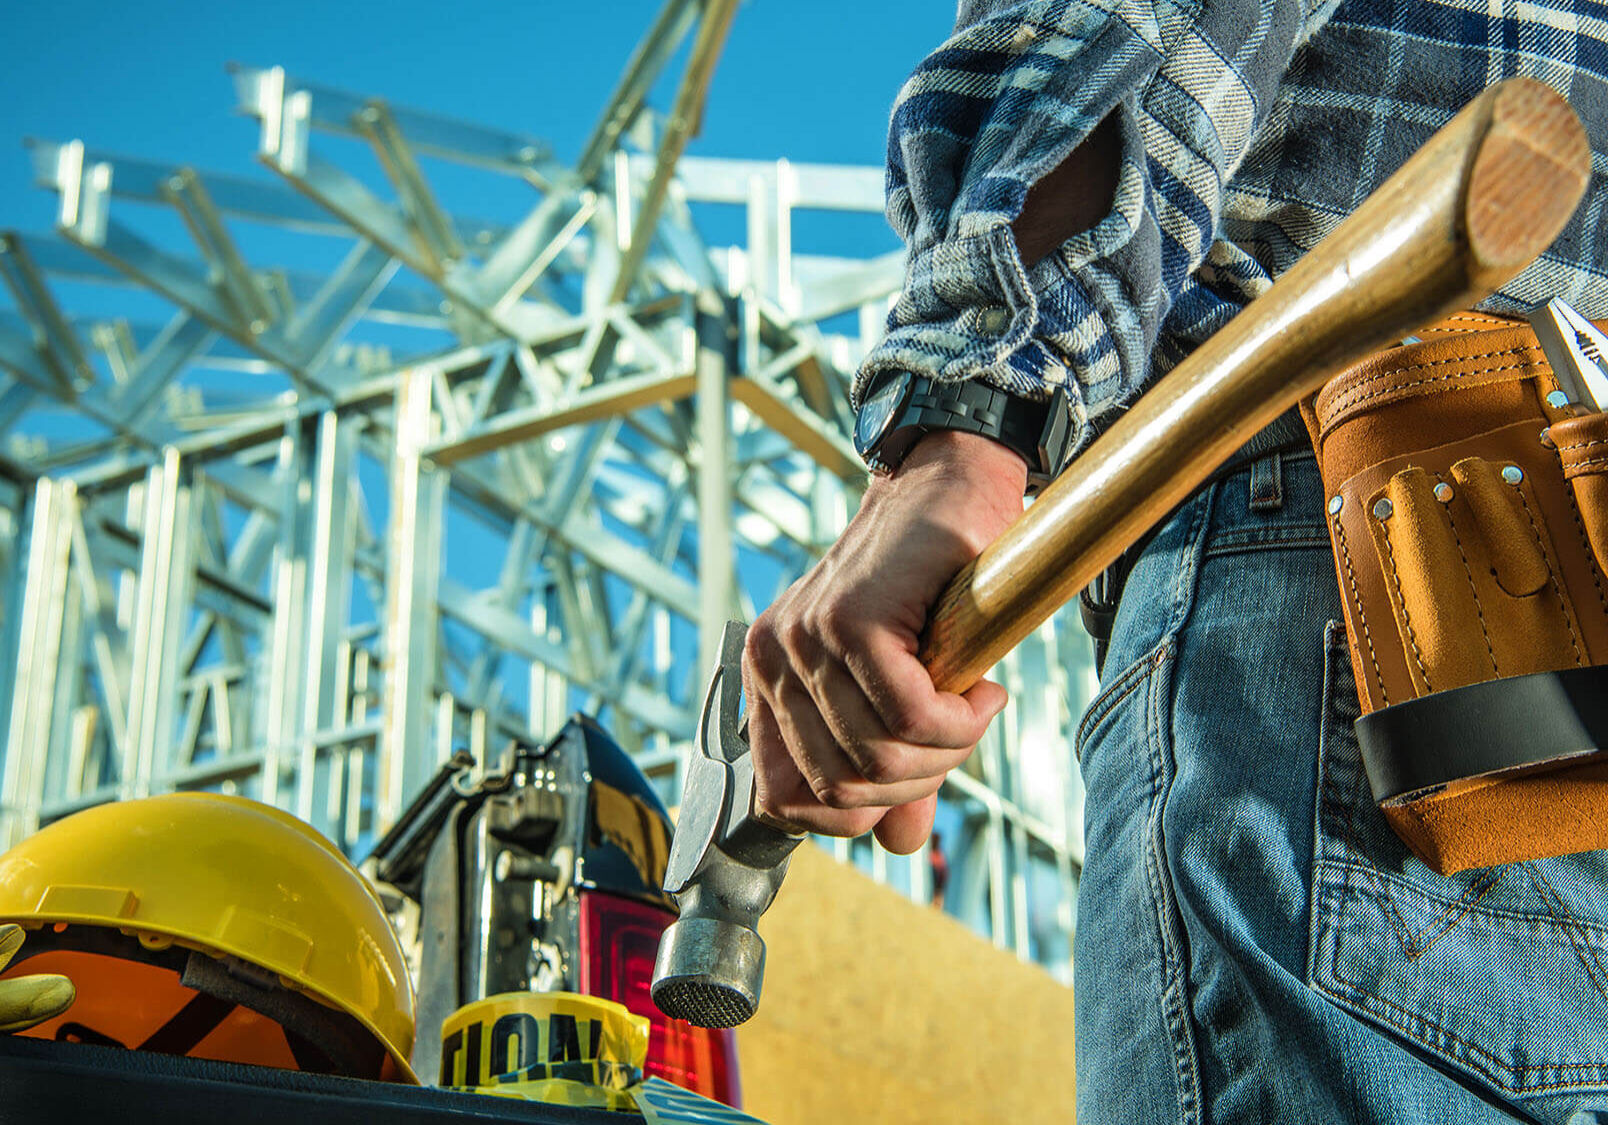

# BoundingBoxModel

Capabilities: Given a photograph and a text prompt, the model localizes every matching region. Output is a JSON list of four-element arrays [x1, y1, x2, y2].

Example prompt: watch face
[[854, 373, 910, 457]]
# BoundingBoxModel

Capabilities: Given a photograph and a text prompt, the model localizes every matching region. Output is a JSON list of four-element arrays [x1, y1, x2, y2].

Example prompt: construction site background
[[0, 2, 1097, 1113]]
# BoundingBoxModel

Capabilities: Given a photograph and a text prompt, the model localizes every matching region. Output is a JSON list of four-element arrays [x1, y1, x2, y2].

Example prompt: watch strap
[[860, 374, 1071, 494]]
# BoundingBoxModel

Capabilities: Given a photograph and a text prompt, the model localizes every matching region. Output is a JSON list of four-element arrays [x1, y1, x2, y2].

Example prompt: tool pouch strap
[[1302, 312, 1608, 874]]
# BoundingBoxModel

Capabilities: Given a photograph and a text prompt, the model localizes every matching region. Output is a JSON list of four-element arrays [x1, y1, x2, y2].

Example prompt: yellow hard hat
[[0, 792, 417, 1082]]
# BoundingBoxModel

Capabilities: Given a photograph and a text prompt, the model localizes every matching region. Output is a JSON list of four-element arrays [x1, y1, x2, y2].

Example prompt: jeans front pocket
[[1310, 621, 1608, 1120], [1075, 634, 1208, 1123]]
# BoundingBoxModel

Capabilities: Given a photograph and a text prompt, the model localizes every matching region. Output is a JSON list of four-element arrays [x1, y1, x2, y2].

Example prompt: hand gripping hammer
[[652, 621, 803, 1028], [651, 77, 1589, 1029]]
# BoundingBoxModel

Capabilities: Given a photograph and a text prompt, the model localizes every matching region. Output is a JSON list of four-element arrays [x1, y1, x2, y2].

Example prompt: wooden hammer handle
[[919, 76, 1590, 692]]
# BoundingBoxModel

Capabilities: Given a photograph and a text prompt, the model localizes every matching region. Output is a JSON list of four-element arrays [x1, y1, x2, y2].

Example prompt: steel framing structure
[[0, 0, 1096, 981]]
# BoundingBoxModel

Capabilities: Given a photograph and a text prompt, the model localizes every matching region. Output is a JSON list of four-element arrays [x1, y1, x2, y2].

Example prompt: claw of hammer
[[652, 621, 804, 1028]]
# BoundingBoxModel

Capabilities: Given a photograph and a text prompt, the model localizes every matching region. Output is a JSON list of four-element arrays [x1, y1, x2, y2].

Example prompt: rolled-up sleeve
[[855, 0, 1341, 454]]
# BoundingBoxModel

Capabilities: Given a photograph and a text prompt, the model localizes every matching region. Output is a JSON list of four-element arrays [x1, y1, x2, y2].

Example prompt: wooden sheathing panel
[[736, 843, 1076, 1125]]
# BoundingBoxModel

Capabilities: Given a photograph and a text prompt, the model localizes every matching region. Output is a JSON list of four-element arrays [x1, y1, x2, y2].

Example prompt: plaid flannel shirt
[[856, 0, 1608, 455]]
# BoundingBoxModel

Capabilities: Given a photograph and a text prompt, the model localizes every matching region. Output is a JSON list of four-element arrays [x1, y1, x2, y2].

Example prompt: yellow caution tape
[[442, 993, 773, 1122], [439, 991, 649, 1090]]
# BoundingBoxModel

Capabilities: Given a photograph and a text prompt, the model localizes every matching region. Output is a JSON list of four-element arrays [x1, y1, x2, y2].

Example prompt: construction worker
[[742, 1, 1608, 1121]]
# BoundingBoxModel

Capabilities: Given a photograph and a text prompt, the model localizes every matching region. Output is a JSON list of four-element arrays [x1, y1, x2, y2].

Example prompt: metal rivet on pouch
[[1328, 495, 1344, 516], [1541, 427, 1556, 449], [1373, 497, 1393, 520], [1502, 464, 1524, 485], [1433, 483, 1454, 502], [1548, 390, 1571, 409]]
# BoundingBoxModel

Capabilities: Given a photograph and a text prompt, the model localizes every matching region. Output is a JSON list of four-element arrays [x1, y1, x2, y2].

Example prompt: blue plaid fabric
[[857, 0, 1608, 454]]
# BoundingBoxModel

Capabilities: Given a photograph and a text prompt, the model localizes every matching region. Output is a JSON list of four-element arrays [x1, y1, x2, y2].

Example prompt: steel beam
[[696, 300, 735, 676], [425, 367, 697, 465], [576, 0, 701, 181], [729, 371, 862, 480], [0, 478, 75, 846], [377, 366, 446, 828], [609, 0, 740, 305], [0, 16, 1094, 976], [121, 450, 198, 800]]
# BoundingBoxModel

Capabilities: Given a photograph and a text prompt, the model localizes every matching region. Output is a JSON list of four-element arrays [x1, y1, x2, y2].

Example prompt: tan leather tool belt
[[1302, 312, 1608, 874]]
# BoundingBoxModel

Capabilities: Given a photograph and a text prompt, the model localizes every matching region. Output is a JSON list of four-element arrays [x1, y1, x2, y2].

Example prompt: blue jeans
[[1073, 450, 1608, 1123]]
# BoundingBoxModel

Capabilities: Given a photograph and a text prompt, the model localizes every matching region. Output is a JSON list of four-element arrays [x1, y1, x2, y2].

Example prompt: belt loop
[[1248, 450, 1284, 512]]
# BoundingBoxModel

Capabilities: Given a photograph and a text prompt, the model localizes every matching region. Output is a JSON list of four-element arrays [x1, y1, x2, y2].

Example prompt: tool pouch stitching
[[1514, 485, 1587, 667], [1369, 515, 1436, 694], [1329, 515, 1389, 706], [1307, 313, 1608, 874], [1441, 500, 1501, 676], [1564, 488, 1608, 619]]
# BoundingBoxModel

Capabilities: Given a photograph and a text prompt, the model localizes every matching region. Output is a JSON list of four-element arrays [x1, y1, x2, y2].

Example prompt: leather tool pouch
[[1302, 313, 1608, 874]]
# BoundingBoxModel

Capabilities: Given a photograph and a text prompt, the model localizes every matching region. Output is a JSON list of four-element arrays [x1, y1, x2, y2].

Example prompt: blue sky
[[0, 1, 1064, 934], [0, 0, 960, 658], [0, 1, 955, 236]]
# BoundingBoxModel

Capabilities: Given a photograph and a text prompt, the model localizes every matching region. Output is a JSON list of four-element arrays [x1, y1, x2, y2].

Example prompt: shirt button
[[978, 306, 1010, 334]]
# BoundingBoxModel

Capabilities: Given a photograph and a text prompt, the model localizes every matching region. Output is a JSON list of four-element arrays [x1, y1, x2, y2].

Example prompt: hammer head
[[650, 896, 768, 1027], [651, 621, 802, 1028]]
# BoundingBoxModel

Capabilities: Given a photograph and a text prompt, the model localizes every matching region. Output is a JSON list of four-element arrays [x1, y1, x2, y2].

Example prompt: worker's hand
[[0, 923, 74, 1033], [743, 430, 1025, 854]]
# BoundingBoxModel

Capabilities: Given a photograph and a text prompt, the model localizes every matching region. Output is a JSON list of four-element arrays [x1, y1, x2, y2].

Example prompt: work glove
[[0, 923, 74, 1033]]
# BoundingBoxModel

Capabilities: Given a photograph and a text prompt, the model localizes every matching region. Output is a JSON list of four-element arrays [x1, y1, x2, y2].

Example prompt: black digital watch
[[852, 372, 1072, 495]]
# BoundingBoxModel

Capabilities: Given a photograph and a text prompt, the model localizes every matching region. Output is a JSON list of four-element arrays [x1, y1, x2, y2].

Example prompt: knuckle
[[854, 746, 905, 786], [816, 603, 857, 650], [751, 784, 777, 819], [744, 621, 781, 680], [751, 791, 806, 835], [808, 776, 860, 810], [778, 615, 814, 661], [883, 702, 936, 746]]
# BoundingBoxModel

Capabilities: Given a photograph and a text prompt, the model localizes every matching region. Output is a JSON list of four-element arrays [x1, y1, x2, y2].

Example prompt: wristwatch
[[853, 371, 1072, 494]]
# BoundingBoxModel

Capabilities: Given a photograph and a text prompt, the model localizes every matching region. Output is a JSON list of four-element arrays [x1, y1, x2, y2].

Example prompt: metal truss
[[0, 0, 1096, 981]]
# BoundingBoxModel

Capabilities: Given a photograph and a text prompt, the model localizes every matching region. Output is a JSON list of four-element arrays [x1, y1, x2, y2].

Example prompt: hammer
[[651, 77, 1590, 1029]]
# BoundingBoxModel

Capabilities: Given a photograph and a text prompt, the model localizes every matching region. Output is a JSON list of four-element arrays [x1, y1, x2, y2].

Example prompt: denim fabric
[[1073, 451, 1608, 1124]]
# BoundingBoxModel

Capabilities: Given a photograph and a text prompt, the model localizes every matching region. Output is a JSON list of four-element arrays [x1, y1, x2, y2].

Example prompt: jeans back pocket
[[1311, 621, 1608, 1118]]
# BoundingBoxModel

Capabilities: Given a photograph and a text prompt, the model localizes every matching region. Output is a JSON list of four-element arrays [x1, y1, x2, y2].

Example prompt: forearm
[[858, 0, 1340, 458]]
